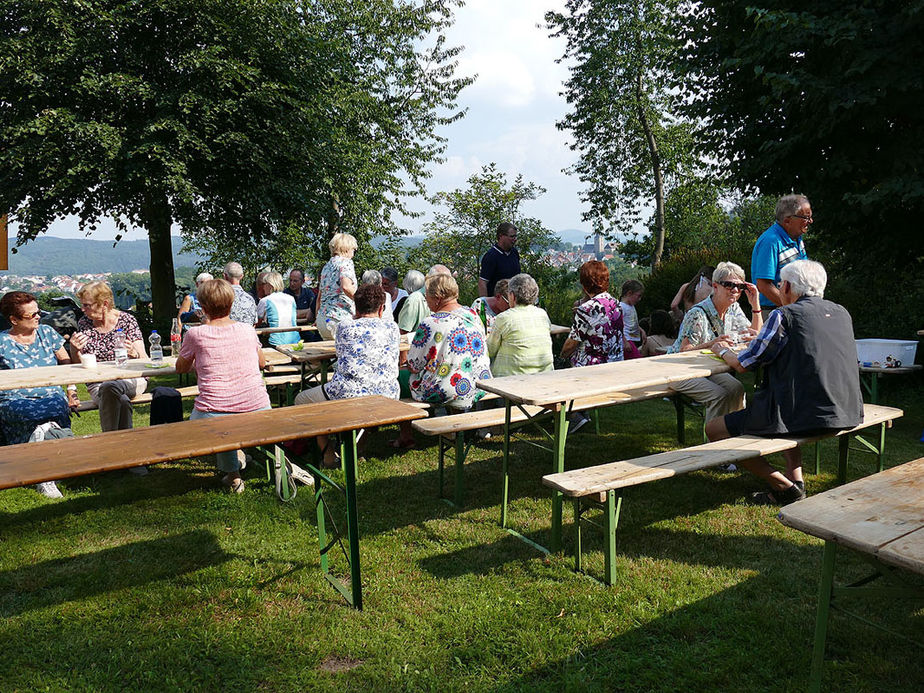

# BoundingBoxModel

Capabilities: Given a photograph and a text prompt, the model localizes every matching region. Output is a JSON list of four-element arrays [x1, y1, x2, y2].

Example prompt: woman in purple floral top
[[561, 261, 628, 367]]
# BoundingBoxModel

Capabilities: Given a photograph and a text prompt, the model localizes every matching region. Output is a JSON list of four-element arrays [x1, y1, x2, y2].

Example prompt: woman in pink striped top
[[176, 279, 270, 493]]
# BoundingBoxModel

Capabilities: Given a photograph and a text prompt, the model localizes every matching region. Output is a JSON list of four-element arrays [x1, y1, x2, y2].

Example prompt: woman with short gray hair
[[487, 273, 553, 377], [361, 269, 394, 319]]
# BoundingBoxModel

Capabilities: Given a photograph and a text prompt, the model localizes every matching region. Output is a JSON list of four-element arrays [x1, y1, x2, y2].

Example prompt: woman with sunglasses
[[0, 292, 79, 497], [665, 262, 762, 422]]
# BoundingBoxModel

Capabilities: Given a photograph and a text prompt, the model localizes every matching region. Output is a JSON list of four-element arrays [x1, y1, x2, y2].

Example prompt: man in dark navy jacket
[[705, 260, 863, 506]]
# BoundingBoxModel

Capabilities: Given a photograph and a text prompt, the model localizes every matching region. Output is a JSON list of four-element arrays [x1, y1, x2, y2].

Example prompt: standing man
[[751, 194, 811, 320], [222, 261, 257, 326], [284, 269, 316, 322], [478, 222, 521, 297]]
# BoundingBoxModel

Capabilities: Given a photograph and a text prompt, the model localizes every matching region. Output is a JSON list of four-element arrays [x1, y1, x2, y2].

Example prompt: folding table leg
[[342, 431, 362, 610], [501, 400, 512, 528], [837, 436, 849, 484], [809, 541, 837, 693], [454, 432, 466, 508], [551, 404, 568, 553], [877, 421, 886, 472], [573, 500, 583, 573]]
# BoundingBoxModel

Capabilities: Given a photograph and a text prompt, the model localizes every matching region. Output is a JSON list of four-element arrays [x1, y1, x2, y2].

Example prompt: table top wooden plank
[[858, 364, 922, 375], [877, 526, 924, 574], [255, 325, 319, 335], [778, 457, 924, 566], [549, 323, 569, 336], [276, 336, 411, 363], [0, 396, 425, 490], [0, 357, 179, 390], [476, 350, 732, 406]]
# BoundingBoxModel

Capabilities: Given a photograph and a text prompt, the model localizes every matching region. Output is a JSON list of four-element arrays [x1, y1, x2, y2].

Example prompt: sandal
[[747, 484, 804, 506]]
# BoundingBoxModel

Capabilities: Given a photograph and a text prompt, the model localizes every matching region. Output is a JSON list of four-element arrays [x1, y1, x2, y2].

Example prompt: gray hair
[[381, 267, 398, 283], [223, 262, 244, 280], [712, 261, 745, 284], [508, 273, 539, 305], [780, 259, 826, 298], [775, 194, 810, 223], [195, 272, 214, 285], [403, 270, 425, 292], [361, 269, 382, 286], [427, 264, 451, 278]]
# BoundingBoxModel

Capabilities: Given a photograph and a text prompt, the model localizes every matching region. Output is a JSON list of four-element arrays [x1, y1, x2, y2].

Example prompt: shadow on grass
[[0, 529, 231, 618]]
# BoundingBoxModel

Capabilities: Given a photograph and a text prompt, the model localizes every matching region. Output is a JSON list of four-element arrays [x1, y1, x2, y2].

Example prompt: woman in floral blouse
[[317, 232, 358, 340], [295, 283, 400, 465]]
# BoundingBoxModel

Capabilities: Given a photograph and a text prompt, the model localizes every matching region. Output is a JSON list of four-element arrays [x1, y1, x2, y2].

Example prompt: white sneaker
[[36, 481, 63, 498]]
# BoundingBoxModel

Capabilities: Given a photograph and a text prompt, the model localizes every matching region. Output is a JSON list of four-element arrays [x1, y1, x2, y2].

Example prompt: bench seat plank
[[0, 396, 424, 489], [543, 404, 903, 496]]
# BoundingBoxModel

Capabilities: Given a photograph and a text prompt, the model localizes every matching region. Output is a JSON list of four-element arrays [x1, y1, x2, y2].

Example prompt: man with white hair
[[752, 194, 811, 319], [705, 260, 863, 506], [397, 264, 450, 334], [222, 261, 257, 326]]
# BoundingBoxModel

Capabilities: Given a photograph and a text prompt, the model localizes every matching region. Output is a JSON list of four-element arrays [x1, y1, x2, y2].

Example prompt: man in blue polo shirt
[[478, 222, 521, 297], [751, 194, 811, 320]]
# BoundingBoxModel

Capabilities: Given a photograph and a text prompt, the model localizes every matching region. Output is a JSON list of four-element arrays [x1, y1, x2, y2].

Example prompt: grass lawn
[[2, 373, 923, 691]]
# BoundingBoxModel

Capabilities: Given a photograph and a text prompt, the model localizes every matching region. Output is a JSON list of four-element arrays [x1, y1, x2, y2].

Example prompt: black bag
[[150, 386, 184, 426]]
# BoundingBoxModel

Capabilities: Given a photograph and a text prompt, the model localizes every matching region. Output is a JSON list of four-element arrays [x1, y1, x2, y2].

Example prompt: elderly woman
[[666, 261, 763, 421], [0, 292, 79, 497], [394, 269, 423, 324], [70, 281, 149, 448], [487, 274, 552, 377], [256, 271, 300, 345], [295, 284, 399, 465], [470, 279, 510, 331], [317, 232, 358, 340], [360, 269, 394, 319], [177, 272, 213, 325], [176, 279, 270, 493]]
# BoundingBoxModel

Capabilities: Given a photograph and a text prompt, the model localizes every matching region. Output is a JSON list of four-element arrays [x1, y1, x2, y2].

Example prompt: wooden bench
[[412, 384, 691, 507], [541, 403, 903, 584]]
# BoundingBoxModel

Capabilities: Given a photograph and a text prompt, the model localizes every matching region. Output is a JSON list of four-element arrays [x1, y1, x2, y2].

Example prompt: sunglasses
[[718, 281, 747, 292], [19, 310, 41, 319]]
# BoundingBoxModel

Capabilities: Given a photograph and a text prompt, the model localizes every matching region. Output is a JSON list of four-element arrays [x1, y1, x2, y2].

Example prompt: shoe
[[36, 481, 63, 499], [747, 484, 805, 506], [129, 466, 149, 476], [222, 474, 245, 494], [717, 463, 738, 473], [475, 428, 492, 440], [237, 450, 252, 470], [793, 480, 805, 494], [569, 412, 590, 433]]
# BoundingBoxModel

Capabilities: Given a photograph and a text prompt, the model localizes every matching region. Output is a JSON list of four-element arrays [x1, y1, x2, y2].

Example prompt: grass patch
[[2, 373, 923, 691]]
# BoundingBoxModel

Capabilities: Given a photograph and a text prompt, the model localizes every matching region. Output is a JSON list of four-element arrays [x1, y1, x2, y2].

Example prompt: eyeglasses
[[718, 281, 746, 292], [19, 310, 41, 319], [788, 214, 813, 221], [500, 295, 510, 306]]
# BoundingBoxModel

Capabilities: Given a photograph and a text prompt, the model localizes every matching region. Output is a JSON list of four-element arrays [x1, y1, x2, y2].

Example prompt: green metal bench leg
[[437, 435, 447, 499], [809, 540, 838, 693], [603, 491, 622, 586], [673, 396, 686, 445], [551, 404, 568, 553], [342, 431, 362, 609], [573, 499, 583, 574], [501, 400, 512, 528], [275, 445, 294, 501], [315, 474, 329, 574], [814, 441, 820, 475], [877, 421, 886, 472], [454, 432, 466, 507], [837, 436, 849, 484]]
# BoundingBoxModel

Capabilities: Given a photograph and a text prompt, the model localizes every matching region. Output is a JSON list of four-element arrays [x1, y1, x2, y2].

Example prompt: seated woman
[[470, 279, 510, 331], [177, 272, 213, 325], [0, 292, 79, 498], [360, 270, 394, 320], [69, 281, 149, 474], [487, 274, 553, 377], [666, 261, 762, 421], [670, 265, 715, 322], [256, 271, 300, 345], [294, 284, 400, 465], [391, 274, 492, 449], [560, 260, 628, 431], [640, 309, 676, 357], [176, 279, 270, 493]]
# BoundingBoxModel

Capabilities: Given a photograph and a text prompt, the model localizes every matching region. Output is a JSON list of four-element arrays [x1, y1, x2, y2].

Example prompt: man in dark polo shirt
[[704, 259, 862, 506], [284, 269, 315, 322], [478, 222, 521, 297]]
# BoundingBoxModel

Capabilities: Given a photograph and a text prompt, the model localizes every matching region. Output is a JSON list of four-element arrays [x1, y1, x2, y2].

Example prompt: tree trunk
[[636, 73, 665, 269], [141, 193, 176, 335]]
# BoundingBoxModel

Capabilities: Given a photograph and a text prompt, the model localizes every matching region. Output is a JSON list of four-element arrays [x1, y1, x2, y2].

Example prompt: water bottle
[[478, 299, 489, 331], [114, 328, 128, 365], [149, 330, 163, 364], [169, 318, 182, 357]]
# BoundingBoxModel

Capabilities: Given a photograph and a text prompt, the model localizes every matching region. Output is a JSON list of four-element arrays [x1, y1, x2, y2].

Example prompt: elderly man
[[397, 264, 450, 335], [222, 262, 257, 326], [752, 194, 811, 319], [284, 269, 316, 322], [478, 222, 521, 297], [705, 260, 863, 506], [381, 267, 407, 307]]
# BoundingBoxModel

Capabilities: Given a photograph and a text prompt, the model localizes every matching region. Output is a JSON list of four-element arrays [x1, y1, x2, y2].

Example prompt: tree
[[0, 0, 470, 329], [679, 0, 924, 272], [547, 0, 699, 269], [411, 164, 557, 297]]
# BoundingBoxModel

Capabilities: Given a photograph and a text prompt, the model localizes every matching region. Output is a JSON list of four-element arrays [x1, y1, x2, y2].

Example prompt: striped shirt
[[737, 309, 788, 369]]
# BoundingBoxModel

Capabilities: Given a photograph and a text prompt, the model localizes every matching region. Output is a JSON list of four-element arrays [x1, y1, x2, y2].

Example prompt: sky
[[28, 0, 591, 243]]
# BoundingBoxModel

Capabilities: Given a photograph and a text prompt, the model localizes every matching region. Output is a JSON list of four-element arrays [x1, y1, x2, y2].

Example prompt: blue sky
[[27, 1, 590, 242]]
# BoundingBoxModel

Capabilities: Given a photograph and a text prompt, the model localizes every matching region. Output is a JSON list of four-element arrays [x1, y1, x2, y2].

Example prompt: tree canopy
[[0, 0, 470, 327]]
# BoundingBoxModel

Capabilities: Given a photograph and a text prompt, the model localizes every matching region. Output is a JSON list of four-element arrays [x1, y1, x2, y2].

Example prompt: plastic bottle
[[169, 318, 182, 357], [478, 299, 489, 331], [149, 330, 163, 364], [114, 329, 128, 365]]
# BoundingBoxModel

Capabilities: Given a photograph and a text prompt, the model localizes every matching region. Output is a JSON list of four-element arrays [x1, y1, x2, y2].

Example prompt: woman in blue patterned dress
[[0, 292, 79, 497], [317, 232, 358, 340], [294, 283, 400, 465]]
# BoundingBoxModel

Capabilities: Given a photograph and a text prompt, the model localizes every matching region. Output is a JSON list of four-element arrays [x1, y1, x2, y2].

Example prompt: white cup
[[80, 353, 97, 369]]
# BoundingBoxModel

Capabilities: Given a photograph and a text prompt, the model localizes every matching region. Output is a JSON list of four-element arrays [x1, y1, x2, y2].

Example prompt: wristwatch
[[718, 348, 729, 359]]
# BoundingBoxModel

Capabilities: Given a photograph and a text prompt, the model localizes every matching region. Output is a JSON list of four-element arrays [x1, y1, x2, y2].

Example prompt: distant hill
[[3, 236, 203, 275]]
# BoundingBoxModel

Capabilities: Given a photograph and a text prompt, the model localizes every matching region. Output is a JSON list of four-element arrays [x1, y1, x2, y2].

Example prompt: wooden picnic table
[[778, 457, 924, 692], [858, 364, 922, 403], [0, 395, 426, 610], [254, 324, 319, 336], [274, 336, 411, 386], [476, 349, 734, 549]]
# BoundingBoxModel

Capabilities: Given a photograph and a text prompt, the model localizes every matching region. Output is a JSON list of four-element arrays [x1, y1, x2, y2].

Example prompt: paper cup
[[80, 353, 97, 369]]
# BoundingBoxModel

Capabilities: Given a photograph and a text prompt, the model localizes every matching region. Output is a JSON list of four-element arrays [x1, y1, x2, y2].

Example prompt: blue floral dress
[[0, 325, 71, 445], [326, 317, 400, 400], [407, 308, 492, 410]]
